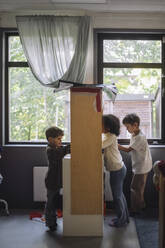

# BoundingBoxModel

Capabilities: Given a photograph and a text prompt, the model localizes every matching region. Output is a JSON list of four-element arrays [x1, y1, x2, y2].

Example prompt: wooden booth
[[63, 86, 103, 236]]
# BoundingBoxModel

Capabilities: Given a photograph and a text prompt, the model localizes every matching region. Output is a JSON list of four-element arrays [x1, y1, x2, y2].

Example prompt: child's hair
[[122, 113, 140, 126], [102, 114, 120, 136], [45, 126, 64, 140]]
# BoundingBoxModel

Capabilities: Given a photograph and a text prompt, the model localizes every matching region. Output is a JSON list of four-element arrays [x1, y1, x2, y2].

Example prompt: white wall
[[1, 11, 165, 29]]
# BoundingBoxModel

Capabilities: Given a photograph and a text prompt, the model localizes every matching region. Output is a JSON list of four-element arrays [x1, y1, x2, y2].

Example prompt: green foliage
[[104, 68, 160, 94], [9, 37, 27, 62], [9, 36, 70, 142], [104, 40, 161, 63], [103, 40, 161, 95]]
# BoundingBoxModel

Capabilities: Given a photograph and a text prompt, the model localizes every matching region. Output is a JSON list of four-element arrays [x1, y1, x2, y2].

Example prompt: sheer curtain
[[16, 15, 91, 89]]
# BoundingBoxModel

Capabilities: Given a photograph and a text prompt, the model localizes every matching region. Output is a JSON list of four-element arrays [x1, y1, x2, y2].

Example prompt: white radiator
[[33, 162, 113, 202], [33, 166, 48, 202], [104, 169, 113, 201]]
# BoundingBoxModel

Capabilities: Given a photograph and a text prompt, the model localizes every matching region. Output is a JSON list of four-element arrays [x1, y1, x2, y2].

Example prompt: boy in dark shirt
[[45, 126, 70, 231]]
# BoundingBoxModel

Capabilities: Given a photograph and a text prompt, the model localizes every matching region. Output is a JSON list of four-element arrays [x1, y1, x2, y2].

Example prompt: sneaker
[[129, 211, 141, 217], [48, 223, 57, 232], [109, 220, 128, 228], [111, 217, 118, 222]]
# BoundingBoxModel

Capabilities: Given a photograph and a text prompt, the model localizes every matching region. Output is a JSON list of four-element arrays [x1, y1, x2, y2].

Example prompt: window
[[95, 31, 165, 144], [4, 32, 70, 144]]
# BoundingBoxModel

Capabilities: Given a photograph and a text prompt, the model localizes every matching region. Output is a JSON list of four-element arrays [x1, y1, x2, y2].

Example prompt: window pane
[[103, 68, 161, 139], [103, 40, 161, 63], [9, 37, 27, 62], [9, 68, 70, 142]]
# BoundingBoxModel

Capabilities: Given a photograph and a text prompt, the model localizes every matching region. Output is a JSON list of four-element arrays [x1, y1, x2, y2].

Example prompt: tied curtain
[[16, 15, 91, 89]]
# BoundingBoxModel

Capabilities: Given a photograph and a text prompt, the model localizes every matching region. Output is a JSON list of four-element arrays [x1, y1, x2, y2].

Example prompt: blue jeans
[[110, 165, 129, 226]]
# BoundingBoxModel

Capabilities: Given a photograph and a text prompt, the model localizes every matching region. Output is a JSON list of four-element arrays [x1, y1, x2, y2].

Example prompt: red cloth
[[57, 209, 63, 218], [29, 212, 42, 220]]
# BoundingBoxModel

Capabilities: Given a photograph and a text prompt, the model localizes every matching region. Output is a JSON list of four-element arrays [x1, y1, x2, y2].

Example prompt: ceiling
[[0, 0, 165, 13]]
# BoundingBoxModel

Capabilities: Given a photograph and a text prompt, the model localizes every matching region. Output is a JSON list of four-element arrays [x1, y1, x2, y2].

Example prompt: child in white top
[[102, 114, 129, 227], [102, 132, 123, 171], [118, 113, 152, 215]]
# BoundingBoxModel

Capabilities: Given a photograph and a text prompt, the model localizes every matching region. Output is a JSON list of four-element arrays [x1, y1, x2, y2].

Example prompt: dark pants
[[45, 189, 62, 227], [110, 165, 129, 226]]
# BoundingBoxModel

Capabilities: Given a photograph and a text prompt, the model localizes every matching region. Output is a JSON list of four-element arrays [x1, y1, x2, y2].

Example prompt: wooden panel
[[71, 87, 103, 215], [159, 173, 165, 248]]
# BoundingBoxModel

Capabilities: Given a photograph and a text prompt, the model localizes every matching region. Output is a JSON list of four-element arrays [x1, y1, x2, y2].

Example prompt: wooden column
[[63, 87, 103, 236], [159, 172, 165, 248]]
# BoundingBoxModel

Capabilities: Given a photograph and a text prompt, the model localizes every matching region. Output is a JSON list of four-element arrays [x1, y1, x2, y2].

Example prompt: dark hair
[[102, 114, 120, 136], [45, 126, 64, 140], [122, 113, 140, 126]]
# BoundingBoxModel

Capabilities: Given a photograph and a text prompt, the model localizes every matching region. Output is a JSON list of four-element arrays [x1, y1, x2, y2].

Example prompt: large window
[[3, 30, 165, 144], [95, 31, 165, 144], [4, 32, 70, 143]]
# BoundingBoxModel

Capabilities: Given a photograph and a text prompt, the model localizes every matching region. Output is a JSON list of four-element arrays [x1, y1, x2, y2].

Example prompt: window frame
[[4, 31, 32, 145], [2, 28, 165, 145], [94, 29, 165, 145], [3, 30, 70, 145]]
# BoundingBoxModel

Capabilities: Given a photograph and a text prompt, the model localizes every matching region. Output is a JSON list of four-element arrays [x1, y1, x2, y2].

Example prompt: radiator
[[33, 163, 113, 202], [104, 169, 113, 201], [33, 166, 48, 202]]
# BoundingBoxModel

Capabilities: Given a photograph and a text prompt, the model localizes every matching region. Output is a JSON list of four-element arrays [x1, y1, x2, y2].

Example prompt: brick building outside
[[103, 93, 160, 139]]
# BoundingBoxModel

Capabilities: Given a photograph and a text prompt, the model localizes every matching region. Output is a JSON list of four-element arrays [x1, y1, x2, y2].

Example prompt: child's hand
[[118, 144, 122, 150]]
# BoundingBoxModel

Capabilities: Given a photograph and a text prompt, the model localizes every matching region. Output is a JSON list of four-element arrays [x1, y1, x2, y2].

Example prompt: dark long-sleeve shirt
[[45, 144, 70, 191]]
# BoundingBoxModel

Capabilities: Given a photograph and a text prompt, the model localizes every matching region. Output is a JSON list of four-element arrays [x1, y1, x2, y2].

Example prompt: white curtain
[[16, 15, 91, 89]]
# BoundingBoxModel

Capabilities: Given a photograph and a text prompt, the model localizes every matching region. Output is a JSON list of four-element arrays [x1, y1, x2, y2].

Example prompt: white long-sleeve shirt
[[102, 132, 123, 171]]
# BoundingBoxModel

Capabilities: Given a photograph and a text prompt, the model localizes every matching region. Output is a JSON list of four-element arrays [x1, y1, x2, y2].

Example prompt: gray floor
[[0, 210, 140, 248]]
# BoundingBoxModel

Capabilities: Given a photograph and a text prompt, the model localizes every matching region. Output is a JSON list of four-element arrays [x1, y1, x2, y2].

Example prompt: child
[[102, 114, 129, 227], [118, 113, 152, 215], [44, 126, 70, 231]]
